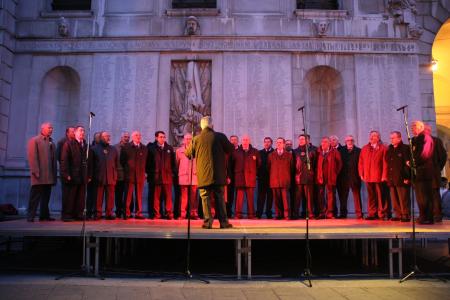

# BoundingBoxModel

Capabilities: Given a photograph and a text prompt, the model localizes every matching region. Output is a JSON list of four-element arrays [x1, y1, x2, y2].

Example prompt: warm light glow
[[432, 18, 450, 180], [431, 59, 438, 72]]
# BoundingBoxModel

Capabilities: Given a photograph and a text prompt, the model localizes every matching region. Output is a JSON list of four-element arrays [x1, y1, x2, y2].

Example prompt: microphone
[[298, 106, 305, 111], [90, 112, 96, 117], [396, 105, 408, 111]]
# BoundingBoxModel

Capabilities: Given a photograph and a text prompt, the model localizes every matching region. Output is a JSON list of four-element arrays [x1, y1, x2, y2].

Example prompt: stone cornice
[[15, 36, 419, 54]]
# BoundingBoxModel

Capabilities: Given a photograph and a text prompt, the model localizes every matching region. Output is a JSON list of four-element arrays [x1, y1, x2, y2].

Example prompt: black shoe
[[416, 219, 434, 225], [135, 215, 145, 220], [266, 215, 273, 219], [434, 217, 443, 223], [315, 215, 325, 220], [390, 217, 401, 221], [39, 217, 55, 221], [365, 216, 377, 220], [202, 221, 213, 229], [105, 216, 116, 220], [220, 223, 233, 229], [401, 218, 410, 222], [336, 215, 347, 219], [62, 218, 74, 222]]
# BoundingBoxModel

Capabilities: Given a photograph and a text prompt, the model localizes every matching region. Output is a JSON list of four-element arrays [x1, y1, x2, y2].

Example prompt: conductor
[[185, 116, 234, 229]]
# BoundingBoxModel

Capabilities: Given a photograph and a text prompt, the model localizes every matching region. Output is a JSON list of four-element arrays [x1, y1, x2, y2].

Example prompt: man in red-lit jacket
[[268, 137, 294, 220], [316, 137, 342, 219], [231, 135, 261, 219], [358, 130, 388, 220]]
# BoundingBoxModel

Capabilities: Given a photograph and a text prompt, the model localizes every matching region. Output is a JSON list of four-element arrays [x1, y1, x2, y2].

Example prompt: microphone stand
[[56, 112, 103, 280], [299, 106, 312, 287], [162, 110, 209, 284], [398, 106, 446, 283]]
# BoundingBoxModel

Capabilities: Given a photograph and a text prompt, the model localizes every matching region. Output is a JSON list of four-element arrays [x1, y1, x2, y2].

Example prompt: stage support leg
[[370, 240, 378, 267], [247, 239, 252, 279], [351, 240, 357, 256], [236, 239, 241, 279], [389, 238, 403, 279], [106, 237, 112, 266], [86, 236, 91, 275], [362, 239, 369, 267], [94, 237, 100, 277], [114, 238, 120, 265]]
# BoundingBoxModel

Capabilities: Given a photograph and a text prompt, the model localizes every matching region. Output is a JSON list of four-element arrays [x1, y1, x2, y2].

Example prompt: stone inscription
[[16, 37, 418, 54]]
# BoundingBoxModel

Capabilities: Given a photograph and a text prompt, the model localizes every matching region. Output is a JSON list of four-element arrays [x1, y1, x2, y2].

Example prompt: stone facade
[[1, 0, 449, 213]]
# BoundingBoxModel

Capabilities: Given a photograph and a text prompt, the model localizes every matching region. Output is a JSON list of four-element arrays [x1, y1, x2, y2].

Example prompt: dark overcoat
[[185, 127, 233, 188]]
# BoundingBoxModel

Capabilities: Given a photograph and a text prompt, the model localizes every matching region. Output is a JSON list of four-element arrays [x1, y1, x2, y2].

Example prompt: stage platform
[[1, 218, 449, 279]]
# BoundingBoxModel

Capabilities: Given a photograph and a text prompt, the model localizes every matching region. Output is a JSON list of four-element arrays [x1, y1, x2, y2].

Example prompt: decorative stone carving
[[57, 17, 69, 37], [387, 0, 422, 38], [313, 20, 330, 37], [184, 16, 201, 36], [170, 61, 211, 146], [408, 24, 423, 39]]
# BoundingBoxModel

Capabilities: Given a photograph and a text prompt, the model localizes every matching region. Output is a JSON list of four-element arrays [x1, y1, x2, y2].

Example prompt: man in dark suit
[[231, 135, 261, 219], [185, 116, 234, 229], [121, 131, 148, 219], [56, 126, 75, 163], [385, 131, 411, 222], [147, 131, 176, 219], [27, 122, 57, 222], [293, 134, 316, 219], [60, 126, 88, 221], [86, 132, 102, 219], [411, 121, 447, 224], [227, 135, 239, 217], [256, 137, 274, 219], [268, 137, 294, 220], [114, 131, 130, 219], [89, 131, 119, 220], [336, 135, 363, 219], [146, 138, 157, 218], [56, 126, 75, 218]]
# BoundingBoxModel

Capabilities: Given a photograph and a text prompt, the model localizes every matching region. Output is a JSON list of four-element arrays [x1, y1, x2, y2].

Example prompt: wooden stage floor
[[1, 218, 449, 240], [1, 218, 449, 279]]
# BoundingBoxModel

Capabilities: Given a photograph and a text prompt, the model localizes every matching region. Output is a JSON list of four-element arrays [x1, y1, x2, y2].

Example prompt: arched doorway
[[432, 19, 450, 179], [303, 66, 345, 144], [39, 67, 81, 140]]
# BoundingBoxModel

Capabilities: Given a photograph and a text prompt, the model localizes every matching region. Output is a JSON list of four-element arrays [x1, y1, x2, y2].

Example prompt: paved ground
[[0, 274, 449, 300]]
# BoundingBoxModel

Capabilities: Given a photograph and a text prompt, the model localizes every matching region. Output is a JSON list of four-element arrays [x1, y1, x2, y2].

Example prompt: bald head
[[241, 134, 251, 150], [200, 116, 213, 130]]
